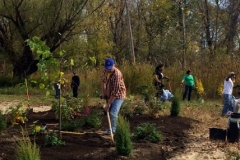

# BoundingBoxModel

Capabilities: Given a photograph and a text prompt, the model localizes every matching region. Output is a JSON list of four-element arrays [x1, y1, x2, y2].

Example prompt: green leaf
[[30, 80, 38, 84], [33, 120, 39, 124], [39, 83, 45, 89], [70, 59, 74, 66], [46, 91, 50, 96]]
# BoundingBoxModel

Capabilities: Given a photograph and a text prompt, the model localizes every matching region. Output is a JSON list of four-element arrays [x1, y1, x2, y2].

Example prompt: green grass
[[15, 128, 41, 160]]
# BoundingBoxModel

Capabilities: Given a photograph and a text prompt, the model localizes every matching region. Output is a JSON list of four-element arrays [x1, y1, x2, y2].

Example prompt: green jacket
[[182, 75, 194, 86]]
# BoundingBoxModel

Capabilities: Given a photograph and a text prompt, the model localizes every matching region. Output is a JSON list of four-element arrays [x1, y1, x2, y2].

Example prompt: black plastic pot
[[230, 113, 240, 118], [209, 128, 226, 141], [227, 116, 240, 143]]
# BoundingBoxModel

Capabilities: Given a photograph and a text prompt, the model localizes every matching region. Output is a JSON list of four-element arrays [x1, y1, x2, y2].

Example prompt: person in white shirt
[[221, 72, 236, 116]]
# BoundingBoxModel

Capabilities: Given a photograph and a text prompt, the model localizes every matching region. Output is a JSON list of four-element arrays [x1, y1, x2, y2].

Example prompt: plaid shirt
[[102, 68, 126, 99]]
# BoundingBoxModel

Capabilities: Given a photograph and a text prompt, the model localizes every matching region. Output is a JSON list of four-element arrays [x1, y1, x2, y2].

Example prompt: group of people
[[54, 57, 235, 136], [153, 64, 195, 102], [54, 70, 80, 98], [153, 64, 237, 116], [101, 59, 196, 135]]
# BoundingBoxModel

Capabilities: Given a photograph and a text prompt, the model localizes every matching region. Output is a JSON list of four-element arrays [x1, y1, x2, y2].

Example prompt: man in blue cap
[[101, 58, 126, 135]]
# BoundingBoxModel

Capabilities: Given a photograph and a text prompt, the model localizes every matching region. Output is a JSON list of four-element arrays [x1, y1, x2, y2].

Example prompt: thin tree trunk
[[125, 0, 135, 65]]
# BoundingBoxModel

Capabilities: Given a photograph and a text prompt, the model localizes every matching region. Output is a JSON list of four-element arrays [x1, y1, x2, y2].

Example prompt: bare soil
[[0, 101, 239, 160]]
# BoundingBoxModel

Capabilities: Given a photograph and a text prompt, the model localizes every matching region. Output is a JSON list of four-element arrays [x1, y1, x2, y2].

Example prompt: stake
[[107, 112, 114, 142], [168, 82, 172, 93], [60, 131, 88, 135]]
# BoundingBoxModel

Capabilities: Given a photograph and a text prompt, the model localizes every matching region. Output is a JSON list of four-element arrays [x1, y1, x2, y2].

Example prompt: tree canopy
[[0, 0, 239, 77]]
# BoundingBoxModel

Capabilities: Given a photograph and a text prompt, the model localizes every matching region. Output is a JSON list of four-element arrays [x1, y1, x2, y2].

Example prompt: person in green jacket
[[181, 70, 195, 101]]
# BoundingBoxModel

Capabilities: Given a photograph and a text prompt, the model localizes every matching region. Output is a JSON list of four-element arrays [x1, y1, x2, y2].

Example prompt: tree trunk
[[13, 45, 38, 78], [226, 0, 240, 54]]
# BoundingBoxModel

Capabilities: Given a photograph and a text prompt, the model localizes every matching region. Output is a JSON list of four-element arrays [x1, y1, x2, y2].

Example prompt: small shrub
[[85, 111, 102, 128], [53, 99, 74, 121], [115, 115, 132, 156], [147, 99, 163, 118], [136, 85, 151, 102], [133, 105, 147, 115], [132, 122, 162, 143], [120, 100, 134, 118], [44, 133, 65, 146], [170, 90, 181, 116], [7, 101, 28, 124], [0, 76, 24, 87], [29, 120, 44, 135], [0, 111, 7, 131], [62, 119, 85, 131], [15, 128, 41, 160], [52, 98, 85, 121], [237, 155, 240, 160], [195, 78, 205, 99]]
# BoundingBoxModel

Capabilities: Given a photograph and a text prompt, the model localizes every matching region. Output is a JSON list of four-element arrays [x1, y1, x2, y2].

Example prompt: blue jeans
[[54, 83, 60, 98], [222, 94, 233, 115], [108, 98, 124, 133], [183, 85, 193, 101]]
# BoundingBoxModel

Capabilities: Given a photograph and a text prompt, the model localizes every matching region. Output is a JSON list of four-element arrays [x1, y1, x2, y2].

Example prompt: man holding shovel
[[101, 58, 126, 136]]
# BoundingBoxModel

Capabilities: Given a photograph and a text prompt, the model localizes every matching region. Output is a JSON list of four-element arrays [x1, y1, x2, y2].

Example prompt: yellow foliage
[[217, 83, 223, 96], [35, 125, 41, 133], [195, 78, 204, 98]]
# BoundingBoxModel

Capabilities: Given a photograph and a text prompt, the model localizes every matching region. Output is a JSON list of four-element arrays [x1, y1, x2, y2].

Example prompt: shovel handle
[[107, 112, 114, 142]]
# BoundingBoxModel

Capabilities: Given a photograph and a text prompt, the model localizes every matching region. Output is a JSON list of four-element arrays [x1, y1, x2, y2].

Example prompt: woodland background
[[0, 0, 240, 99]]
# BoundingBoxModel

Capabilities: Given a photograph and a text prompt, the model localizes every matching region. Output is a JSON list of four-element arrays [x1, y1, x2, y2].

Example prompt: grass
[[15, 128, 41, 160]]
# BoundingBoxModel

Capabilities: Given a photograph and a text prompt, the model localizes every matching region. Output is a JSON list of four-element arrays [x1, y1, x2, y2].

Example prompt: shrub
[[85, 111, 102, 128], [0, 111, 7, 131], [0, 76, 24, 87], [62, 119, 85, 131], [44, 133, 65, 146], [6, 101, 28, 124], [115, 115, 132, 156], [195, 78, 205, 99], [170, 90, 181, 116], [133, 105, 147, 115], [15, 128, 41, 160], [52, 98, 85, 121], [147, 100, 163, 118], [237, 155, 240, 160], [120, 100, 134, 118], [132, 122, 162, 143]]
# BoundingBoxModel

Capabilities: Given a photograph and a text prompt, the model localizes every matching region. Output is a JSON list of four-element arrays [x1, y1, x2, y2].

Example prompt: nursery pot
[[227, 113, 240, 143], [209, 128, 226, 141], [233, 98, 240, 113]]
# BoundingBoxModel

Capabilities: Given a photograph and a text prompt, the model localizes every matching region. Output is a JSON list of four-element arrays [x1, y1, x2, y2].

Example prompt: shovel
[[107, 111, 114, 142]]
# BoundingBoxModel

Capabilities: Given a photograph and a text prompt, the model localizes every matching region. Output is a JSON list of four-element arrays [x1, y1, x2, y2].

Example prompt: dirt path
[[0, 100, 51, 114]]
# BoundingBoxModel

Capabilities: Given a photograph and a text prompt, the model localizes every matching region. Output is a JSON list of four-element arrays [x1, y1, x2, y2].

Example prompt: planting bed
[[0, 102, 237, 160]]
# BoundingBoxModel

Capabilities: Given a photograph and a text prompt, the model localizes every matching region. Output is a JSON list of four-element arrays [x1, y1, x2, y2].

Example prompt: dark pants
[[54, 83, 60, 98], [154, 82, 164, 98], [183, 85, 193, 101], [72, 87, 78, 98]]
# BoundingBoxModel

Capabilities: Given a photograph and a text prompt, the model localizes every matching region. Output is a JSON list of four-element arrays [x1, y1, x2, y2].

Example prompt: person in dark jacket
[[153, 64, 169, 97], [71, 70, 80, 98]]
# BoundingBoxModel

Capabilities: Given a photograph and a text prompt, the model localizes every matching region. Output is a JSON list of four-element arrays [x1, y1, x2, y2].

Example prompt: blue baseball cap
[[104, 58, 114, 69]]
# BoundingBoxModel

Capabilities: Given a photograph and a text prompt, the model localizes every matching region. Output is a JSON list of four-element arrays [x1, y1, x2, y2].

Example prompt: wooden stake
[[60, 131, 87, 135], [107, 112, 114, 142]]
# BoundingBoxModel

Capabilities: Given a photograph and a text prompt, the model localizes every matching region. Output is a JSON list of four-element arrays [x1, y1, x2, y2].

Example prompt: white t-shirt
[[223, 78, 233, 95]]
